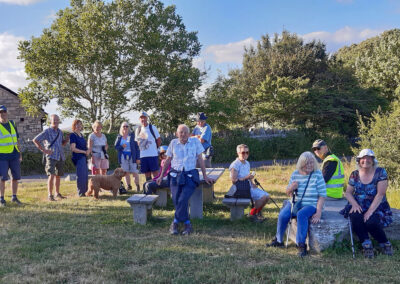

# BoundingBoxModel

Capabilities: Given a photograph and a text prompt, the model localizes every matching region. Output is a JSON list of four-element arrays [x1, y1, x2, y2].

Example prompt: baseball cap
[[312, 139, 327, 150], [196, 112, 207, 121], [139, 111, 149, 118], [356, 149, 375, 159], [0, 105, 7, 112]]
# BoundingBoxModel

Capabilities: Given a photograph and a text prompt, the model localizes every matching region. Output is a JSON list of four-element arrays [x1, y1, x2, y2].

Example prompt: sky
[[1, 0, 400, 127]]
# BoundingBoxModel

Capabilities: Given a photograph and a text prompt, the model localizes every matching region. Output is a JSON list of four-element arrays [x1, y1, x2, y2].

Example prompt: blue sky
[[1, 0, 399, 126]]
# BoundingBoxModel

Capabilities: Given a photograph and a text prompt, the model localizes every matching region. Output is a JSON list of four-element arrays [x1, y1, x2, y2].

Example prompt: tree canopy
[[18, 0, 202, 132]]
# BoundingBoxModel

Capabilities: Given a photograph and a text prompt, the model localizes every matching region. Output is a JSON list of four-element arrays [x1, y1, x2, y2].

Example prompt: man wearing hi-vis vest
[[312, 139, 344, 199], [0, 105, 22, 206]]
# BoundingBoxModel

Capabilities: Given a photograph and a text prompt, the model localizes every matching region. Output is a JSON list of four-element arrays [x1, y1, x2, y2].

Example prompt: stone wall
[[0, 85, 46, 152]]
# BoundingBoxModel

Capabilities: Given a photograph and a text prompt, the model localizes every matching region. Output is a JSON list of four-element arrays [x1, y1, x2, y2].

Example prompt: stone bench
[[127, 194, 159, 225], [222, 198, 251, 221], [287, 198, 400, 252], [155, 187, 170, 207]]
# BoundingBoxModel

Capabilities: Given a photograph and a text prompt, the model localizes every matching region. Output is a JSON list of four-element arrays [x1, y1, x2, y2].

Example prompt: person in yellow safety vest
[[312, 139, 344, 199], [0, 105, 22, 206]]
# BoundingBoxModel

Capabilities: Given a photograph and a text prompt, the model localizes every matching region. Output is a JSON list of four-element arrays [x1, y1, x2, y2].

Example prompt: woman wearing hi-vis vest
[[312, 139, 345, 199]]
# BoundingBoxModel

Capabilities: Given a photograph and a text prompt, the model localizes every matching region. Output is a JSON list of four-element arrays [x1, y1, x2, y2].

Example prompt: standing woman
[[70, 119, 90, 196], [341, 149, 393, 258], [88, 121, 109, 175], [115, 122, 141, 192]]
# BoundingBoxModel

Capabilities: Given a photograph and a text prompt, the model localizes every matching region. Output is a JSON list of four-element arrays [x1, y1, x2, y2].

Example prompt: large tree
[[18, 0, 202, 132]]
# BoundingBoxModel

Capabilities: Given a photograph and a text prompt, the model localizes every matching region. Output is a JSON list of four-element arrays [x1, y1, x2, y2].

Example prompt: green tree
[[336, 29, 400, 101], [18, 0, 201, 133]]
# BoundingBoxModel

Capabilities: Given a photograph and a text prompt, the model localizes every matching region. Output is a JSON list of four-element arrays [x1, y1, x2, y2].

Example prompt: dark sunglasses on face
[[241, 151, 249, 155], [123, 126, 129, 128]]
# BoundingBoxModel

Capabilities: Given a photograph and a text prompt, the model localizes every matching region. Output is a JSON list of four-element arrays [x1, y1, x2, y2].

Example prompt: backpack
[[225, 180, 254, 207]]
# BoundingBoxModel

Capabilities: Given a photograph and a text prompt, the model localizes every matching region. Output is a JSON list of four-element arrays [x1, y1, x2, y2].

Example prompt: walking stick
[[253, 178, 280, 210], [286, 189, 297, 248], [348, 217, 356, 259]]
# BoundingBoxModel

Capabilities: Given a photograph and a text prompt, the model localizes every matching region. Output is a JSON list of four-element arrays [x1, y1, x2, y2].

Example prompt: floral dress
[[341, 167, 393, 227]]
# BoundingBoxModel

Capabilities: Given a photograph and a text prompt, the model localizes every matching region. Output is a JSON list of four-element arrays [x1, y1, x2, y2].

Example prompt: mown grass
[[0, 162, 399, 283]]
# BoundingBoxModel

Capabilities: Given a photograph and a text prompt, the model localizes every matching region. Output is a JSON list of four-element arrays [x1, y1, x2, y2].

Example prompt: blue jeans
[[76, 156, 88, 195], [275, 201, 316, 244], [170, 175, 196, 223]]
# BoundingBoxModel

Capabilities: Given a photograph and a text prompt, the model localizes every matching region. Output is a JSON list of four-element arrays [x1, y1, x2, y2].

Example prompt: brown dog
[[87, 168, 126, 199]]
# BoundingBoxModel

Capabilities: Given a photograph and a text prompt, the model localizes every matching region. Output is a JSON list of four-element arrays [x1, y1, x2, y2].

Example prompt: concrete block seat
[[222, 198, 251, 221], [127, 194, 159, 225], [287, 198, 400, 252], [154, 187, 170, 207]]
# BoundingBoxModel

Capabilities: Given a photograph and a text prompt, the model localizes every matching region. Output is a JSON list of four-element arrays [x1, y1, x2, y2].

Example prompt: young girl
[[144, 146, 170, 194]]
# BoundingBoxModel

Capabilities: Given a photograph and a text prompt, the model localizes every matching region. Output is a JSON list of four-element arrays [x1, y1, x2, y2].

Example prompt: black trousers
[[349, 212, 388, 244]]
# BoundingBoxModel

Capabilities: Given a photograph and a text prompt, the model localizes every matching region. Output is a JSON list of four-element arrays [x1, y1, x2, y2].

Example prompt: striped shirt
[[288, 170, 327, 208], [34, 127, 65, 161]]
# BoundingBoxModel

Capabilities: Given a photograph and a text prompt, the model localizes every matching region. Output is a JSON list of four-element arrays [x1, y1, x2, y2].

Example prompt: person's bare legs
[[100, 169, 107, 175], [55, 176, 61, 195], [0, 180, 5, 197], [125, 173, 131, 187], [48, 175, 55, 196]]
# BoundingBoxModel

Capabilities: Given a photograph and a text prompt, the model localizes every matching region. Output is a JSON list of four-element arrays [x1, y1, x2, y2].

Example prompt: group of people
[[0, 103, 394, 258]]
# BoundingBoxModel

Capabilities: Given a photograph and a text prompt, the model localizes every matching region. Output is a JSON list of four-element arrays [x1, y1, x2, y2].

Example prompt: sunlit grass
[[0, 163, 398, 283]]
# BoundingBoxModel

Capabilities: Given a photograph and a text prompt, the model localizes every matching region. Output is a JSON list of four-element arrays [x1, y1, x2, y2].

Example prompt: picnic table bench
[[189, 168, 225, 219], [222, 198, 252, 221]]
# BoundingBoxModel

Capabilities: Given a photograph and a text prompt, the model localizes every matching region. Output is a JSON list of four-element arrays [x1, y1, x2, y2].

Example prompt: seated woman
[[266, 151, 326, 257], [144, 146, 171, 195], [229, 144, 270, 222], [341, 149, 393, 258], [114, 122, 140, 192]]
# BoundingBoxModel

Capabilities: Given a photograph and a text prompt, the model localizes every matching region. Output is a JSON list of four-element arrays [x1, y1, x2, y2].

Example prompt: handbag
[[42, 130, 60, 165], [291, 171, 313, 217]]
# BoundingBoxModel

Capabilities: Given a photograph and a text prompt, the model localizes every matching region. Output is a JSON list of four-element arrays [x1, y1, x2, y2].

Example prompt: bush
[[357, 101, 400, 183], [211, 130, 352, 163]]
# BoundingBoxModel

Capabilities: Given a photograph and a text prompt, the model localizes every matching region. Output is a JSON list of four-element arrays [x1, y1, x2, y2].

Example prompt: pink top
[[153, 159, 171, 181]]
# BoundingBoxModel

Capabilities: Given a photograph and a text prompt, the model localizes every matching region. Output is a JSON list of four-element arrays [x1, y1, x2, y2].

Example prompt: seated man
[[229, 144, 270, 222]]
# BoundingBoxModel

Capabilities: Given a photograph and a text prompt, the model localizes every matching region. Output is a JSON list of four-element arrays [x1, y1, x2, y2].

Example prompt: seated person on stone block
[[340, 149, 393, 258], [266, 151, 326, 257], [229, 144, 271, 223], [144, 145, 170, 195]]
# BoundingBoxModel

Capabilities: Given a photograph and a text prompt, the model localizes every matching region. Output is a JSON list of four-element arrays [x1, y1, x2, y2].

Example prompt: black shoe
[[169, 222, 179, 235], [48, 195, 56, 201], [0, 199, 6, 207], [266, 237, 284, 248], [248, 214, 264, 223], [79, 193, 86, 197], [182, 223, 193, 235], [362, 242, 374, 258], [11, 197, 22, 205], [297, 243, 307, 257], [55, 193, 66, 199], [380, 243, 393, 256], [127, 184, 133, 191], [119, 182, 128, 195]]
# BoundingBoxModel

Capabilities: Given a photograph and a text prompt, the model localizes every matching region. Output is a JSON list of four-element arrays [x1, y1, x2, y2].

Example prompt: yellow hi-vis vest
[[322, 154, 344, 198], [0, 121, 20, 154]]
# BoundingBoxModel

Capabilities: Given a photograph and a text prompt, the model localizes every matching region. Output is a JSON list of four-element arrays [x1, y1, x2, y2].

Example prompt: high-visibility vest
[[322, 154, 344, 198], [0, 121, 20, 154]]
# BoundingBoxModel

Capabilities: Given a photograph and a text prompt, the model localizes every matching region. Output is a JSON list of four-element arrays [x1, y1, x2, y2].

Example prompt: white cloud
[[302, 26, 384, 50], [205, 37, 257, 64], [0, 0, 43, 5], [0, 32, 25, 71]]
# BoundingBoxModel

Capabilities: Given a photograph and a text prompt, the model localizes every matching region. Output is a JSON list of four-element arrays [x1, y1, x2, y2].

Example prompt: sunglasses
[[123, 126, 129, 128], [240, 151, 249, 155]]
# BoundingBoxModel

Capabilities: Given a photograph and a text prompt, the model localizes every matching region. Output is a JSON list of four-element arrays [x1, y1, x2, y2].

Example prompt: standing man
[[33, 114, 69, 201], [135, 112, 161, 181], [312, 139, 344, 199], [192, 112, 212, 168], [0, 105, 22, 206], [157, 124, 213, 235]]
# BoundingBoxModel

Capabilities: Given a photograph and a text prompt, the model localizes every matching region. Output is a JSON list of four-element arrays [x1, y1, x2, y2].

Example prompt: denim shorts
[[0, 158, 21, 181], [250, 187, 269, 201], [140, 156, 159, 173]]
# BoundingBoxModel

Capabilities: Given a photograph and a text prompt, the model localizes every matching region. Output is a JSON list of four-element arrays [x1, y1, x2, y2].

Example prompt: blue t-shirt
[[70, 132, 87, 161], [192, 123, 212, 150], [120, 137, 131, 153]]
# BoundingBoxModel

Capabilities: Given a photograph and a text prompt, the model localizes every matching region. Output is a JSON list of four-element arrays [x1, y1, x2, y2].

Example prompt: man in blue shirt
[[157, 124, 213, 235], [192, 112, 212, 168]]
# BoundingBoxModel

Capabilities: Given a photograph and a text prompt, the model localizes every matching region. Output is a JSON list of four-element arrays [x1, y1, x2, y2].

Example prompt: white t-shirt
[[135, 124, 160, 158], [229, 158, 250, 179]]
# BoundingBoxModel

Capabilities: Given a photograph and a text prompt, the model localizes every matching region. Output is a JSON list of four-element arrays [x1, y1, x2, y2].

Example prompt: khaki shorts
[[45, 158, 65, 176]]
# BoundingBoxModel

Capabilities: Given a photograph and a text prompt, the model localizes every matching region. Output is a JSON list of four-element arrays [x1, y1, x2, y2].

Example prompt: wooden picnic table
[[189, 167, 225, 219]]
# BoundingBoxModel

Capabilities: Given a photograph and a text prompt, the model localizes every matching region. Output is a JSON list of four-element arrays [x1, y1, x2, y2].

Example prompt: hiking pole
[[348, 217, 355, 259], [253, 178, 280, 210], [286, 189, 297, 248]]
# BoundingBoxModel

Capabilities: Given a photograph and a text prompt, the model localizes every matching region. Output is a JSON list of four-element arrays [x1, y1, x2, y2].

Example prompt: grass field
[[0, 162, 399, 283]]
